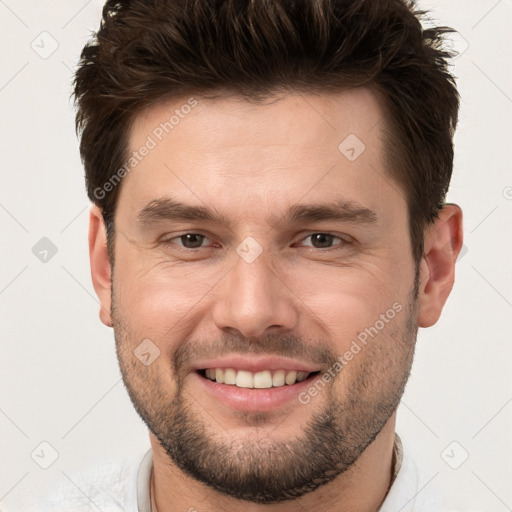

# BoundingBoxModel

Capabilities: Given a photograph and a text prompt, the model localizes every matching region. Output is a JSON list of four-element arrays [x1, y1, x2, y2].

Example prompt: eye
[[298, 233, 347, 249], [161, 232, 349, 252], [165, 233, 212, 250]]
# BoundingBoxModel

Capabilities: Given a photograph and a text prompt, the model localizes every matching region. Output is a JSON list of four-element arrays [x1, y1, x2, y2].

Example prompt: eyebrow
[[136, 197, 378, 229]]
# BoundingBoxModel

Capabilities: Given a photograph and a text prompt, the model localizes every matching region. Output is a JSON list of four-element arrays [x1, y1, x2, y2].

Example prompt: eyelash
[[161, 232, 350, 252]]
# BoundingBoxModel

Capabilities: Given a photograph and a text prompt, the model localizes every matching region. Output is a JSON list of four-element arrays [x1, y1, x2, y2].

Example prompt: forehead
[[129, 87, 385, 156], [118, 88, 404, 226]]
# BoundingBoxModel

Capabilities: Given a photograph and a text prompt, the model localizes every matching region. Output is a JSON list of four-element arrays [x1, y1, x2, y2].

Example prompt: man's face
[[109, 89, 419, 502]]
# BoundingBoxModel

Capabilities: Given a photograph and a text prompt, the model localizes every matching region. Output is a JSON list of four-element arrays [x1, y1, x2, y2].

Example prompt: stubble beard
[[111, 272, 419, 503]]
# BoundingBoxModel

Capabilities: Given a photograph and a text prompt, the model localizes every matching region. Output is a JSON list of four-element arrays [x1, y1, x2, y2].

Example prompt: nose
[[211, 247, 299, 339]]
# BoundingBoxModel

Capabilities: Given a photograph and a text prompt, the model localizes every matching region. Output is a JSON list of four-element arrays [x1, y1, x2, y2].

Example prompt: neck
[[149, 414, 397, 512]]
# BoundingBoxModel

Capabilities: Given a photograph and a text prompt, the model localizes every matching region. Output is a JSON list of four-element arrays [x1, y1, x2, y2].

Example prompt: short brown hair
[[74, 0, 459, 265]]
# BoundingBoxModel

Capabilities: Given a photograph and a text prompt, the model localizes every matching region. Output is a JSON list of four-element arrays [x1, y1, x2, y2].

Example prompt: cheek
[[113, 253, 222, 347], [295, 261, 410, 350]]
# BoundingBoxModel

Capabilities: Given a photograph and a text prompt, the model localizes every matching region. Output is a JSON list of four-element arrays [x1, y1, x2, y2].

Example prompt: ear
[[88, 205, 113, 327], [418, 203, 464, 328]]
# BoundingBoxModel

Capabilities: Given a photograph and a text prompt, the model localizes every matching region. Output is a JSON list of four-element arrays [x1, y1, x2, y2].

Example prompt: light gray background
[[0, 0, 511, 510]]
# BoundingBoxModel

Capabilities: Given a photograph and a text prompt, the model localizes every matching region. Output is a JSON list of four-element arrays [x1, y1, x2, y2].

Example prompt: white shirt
[[1, 433, 444, 511]]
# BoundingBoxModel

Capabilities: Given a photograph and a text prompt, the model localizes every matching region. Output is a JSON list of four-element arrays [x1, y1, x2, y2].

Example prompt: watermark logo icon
[[31, 441, 59, 469], [441, 441, 469, 469], [236, 236, 263, 263], [134, 339, 161, 366], [31, 31, 59, 59], [338, 134, 366, 161], [32, 237, 58, 263]]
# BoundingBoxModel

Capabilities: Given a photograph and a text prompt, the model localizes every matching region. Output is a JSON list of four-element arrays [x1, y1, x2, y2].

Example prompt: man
[[25, 0, 464, 510]]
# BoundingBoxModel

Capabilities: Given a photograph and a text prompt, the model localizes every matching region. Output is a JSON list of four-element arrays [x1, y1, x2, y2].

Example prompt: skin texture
[[89, 88, 463, 511]]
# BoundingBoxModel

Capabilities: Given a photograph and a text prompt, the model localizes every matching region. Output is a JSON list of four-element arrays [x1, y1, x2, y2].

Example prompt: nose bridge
[[211, 243, 298, 338]]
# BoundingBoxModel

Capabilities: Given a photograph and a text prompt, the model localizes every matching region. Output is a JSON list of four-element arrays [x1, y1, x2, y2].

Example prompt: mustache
[[172, 332, 338, 373]]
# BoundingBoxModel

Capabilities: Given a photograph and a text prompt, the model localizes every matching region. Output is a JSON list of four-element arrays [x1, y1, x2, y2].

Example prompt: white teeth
[[272, 369, 285, 387], [235, 370, 253, 388], [203, 368, 312, 388], [215, 368, 224, 384], [224, 368, 237, 385], [253, 370, 272, 389], [285, 371, 297, 385]]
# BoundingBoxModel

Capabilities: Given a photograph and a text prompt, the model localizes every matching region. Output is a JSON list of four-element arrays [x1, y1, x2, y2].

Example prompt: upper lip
[[192, 355, 322, 373]]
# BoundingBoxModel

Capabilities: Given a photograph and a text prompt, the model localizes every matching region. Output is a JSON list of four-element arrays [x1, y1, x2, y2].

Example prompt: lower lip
[[193, 372, 319, 412]]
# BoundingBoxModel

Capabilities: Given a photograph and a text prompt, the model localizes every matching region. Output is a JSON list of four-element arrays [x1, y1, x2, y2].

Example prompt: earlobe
[[88, 205, 113, 327], [418, 204, 464, 328]]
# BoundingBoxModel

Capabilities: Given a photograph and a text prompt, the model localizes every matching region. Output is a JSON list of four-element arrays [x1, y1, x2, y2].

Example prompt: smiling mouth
[[198, 368, 321, 389]]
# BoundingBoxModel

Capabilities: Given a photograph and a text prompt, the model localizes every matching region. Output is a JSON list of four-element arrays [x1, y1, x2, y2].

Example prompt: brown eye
[[165, 233, 210, 249], [301, 233, 343, 249]]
